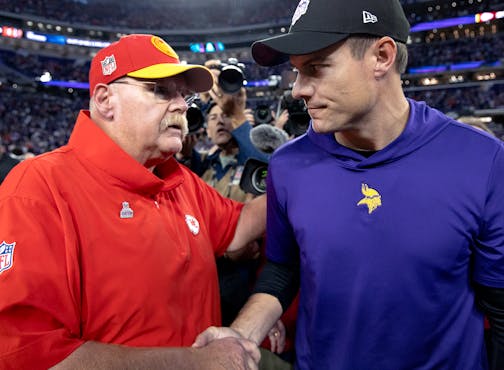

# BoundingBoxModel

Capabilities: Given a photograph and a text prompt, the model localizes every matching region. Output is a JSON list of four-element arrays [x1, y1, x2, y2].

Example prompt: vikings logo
[[357, 183, 382, 214], [291, 0, 310, 27]]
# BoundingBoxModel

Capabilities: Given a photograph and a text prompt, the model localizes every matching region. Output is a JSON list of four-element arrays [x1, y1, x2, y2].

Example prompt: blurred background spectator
[[0, 137, 19, 183]]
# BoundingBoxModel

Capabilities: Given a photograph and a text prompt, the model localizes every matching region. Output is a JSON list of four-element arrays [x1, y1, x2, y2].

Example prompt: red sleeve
[[0, 165, 84, 369]]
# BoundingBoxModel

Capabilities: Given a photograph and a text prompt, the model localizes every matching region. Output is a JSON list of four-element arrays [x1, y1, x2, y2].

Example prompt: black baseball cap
[[251, 0, 410, 66]]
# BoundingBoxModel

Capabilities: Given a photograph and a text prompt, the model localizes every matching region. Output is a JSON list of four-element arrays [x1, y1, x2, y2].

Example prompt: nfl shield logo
[[0, 241, 15, 274], [101, 55, 117, 76]]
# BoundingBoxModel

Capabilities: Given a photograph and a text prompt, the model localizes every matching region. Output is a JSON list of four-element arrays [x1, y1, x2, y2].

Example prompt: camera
[[280, 90, 310, 137], [240, 158, 268, 196], [186, 98, 204, 134], [218, 58, 246, 94], [254, 104, 274, 125]]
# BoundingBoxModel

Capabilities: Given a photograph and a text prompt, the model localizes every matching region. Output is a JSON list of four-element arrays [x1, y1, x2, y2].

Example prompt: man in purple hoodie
[[194, 0, 504, 369]]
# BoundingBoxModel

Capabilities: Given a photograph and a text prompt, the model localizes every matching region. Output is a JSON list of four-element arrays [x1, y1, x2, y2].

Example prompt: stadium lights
[[421, 78, 439, 86], [449, 75, 464, 83], [475, 72, 497, 81], [38, 71, 52, 83], [0, 26, 23, 39]]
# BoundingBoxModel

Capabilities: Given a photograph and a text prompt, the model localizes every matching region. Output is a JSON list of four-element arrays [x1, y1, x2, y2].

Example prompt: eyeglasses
[[111, 80, 198, 105]]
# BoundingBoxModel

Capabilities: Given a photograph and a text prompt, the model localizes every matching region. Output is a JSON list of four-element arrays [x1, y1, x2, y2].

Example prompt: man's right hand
[[193, 326, 244, 348], [193, 336, 261, 370]]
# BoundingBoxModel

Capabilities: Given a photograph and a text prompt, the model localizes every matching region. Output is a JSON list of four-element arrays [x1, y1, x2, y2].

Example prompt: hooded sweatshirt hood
[[304, 99, 452, 170]]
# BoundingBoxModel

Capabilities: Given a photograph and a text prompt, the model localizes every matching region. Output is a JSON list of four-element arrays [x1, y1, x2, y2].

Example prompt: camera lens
[[186, 103, 204, 134], [254, 104, 273, 125], [218, 65, 244, 94], [251, 165, 268, 194], [281, 90, 310, 137]]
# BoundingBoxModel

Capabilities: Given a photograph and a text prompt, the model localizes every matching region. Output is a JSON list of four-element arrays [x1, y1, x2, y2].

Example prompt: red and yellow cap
[[89, 34, 213, 96]]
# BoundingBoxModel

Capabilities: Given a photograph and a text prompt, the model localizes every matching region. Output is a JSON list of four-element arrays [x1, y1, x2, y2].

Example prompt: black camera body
[[281, 90, 310, 137], [186, 98, 204, 134], [240, 158, 268, 196], [218, 58, 246, 94], [254, 104, 274, 125]]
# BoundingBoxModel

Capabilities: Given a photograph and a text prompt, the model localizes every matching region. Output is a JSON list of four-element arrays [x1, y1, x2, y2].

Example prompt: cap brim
[[252, 31, 349, 66], [127, 64, 213, 93]]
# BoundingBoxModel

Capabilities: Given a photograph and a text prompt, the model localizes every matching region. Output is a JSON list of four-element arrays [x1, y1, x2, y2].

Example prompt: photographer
[[278, 90, 310, 138], [179, 58, 268, 198]]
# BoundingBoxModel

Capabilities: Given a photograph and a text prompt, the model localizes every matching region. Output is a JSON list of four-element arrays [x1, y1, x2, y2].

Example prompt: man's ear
[[373, 37, 397, 79], [91, 83, 114, 120]]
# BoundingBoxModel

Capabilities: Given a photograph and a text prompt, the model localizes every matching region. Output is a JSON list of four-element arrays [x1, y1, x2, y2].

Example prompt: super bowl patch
[[0, 241, 15, 274], [120, 201, 134, 219]]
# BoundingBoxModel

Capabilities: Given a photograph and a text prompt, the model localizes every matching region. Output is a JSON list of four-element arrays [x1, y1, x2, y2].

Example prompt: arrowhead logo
[[185, 215, 200, 235]]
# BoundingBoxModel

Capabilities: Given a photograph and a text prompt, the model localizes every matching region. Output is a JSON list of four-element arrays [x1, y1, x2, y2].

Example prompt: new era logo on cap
[[362, 11, 378, 24]]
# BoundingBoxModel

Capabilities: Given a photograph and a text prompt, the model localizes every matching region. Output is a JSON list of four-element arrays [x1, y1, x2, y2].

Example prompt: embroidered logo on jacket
[[0, 241, 15, 274], [185, 215, 200, 235], [120, 201, 134, 219], [357, 183, 382, 214]]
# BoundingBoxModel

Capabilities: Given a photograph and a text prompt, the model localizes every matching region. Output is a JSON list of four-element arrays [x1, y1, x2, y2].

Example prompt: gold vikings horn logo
[[357, 183, 382, 214]]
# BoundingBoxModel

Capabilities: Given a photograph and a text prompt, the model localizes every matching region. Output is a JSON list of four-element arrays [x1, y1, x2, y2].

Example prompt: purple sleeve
[[265, 157, 299, 265], [474, 143, 504, 287]]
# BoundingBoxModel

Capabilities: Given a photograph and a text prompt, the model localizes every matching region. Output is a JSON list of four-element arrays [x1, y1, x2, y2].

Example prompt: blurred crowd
[[403, 0, 499, 27], [405, 85, 504, 114], [407, 33, 504, 70], [0, 49, 90, 82], [0, 78, 503, 159], [0, 0, 296, 29], [0, 85, 83, 156], [0, 0, 498, 30], [1, 31, 503, 85]]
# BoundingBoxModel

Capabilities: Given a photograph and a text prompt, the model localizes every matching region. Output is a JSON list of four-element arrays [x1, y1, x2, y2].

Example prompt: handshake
[[191, 318, 287, 370]]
